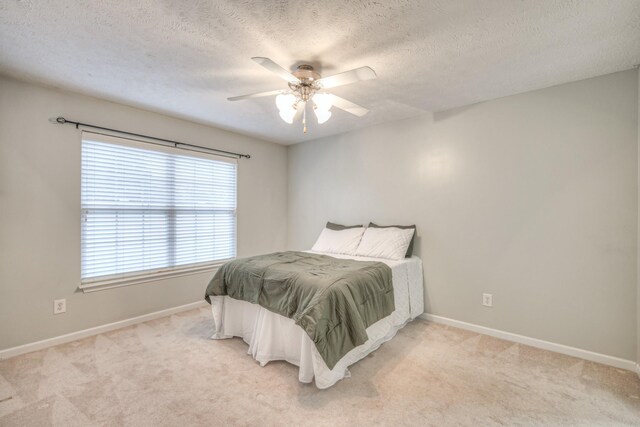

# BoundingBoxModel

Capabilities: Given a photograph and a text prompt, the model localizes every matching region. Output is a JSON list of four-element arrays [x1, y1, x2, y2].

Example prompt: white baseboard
[[0, 300, 208, 360], [420, 313, 637, 372], [2, 304, 637, 375]]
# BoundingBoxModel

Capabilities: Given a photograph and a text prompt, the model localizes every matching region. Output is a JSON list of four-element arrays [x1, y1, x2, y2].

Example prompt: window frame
[[78, 131, 237, 292]]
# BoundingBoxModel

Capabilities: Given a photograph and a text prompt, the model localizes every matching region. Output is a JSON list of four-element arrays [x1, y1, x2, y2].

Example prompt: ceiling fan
[[228, 57, 377, 133]]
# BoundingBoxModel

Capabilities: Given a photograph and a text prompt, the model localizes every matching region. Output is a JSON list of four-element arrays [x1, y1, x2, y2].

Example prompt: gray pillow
[[368, 223, 416, 257], [326, 221, 363, 231]]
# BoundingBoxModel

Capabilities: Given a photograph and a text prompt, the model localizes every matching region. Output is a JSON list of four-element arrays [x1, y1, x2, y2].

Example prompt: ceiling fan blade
[[316, 66, 376, 89], [330, 95, 369, 117], [227, 89, 285, 101], [252, 57, 300, 83]]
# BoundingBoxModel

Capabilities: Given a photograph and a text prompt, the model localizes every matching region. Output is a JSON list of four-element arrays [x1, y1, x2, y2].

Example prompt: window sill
[[78, 261, 230, 293]]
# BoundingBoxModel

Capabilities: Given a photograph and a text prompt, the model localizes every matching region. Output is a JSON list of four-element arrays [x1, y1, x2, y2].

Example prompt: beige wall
[[288, 70, 639, 361], [0, 76, 288, 350], [2, 69, 638, 363]]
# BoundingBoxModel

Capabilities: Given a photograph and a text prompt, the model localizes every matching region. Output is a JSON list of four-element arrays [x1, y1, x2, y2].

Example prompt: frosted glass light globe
[[313, 93, 333, 111], [276, 93, 296, 112], [314, 109, 332, 124], [279, 107, 296, 124]]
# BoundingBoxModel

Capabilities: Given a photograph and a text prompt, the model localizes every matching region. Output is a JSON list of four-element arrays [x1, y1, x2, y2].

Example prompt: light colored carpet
[[0, 306, 638, 426]]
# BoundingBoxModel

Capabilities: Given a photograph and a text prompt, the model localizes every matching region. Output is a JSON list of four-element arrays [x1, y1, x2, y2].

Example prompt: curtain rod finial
[[50, 117, 66, 124]]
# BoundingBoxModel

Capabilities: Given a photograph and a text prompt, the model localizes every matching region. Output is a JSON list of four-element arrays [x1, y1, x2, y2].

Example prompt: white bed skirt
[[210, 253, 424, 389]]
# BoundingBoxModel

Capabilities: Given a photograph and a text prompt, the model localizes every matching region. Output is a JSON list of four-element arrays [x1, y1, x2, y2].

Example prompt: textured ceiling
[[1, 1, 639, 145]]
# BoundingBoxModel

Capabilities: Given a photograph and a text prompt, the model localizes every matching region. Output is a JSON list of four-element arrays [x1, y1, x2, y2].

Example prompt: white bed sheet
[[209, 252, 424, 388]]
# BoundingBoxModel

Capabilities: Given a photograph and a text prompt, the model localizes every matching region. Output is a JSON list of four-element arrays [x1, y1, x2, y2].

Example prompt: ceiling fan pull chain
[[303, 108, 307, 133]]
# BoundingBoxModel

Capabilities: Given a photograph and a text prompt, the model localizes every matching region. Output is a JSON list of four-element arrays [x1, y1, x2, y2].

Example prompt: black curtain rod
[[52, 117, 251, 159]]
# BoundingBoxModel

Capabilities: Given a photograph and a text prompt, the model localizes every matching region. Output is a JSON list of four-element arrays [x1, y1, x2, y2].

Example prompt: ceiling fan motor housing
[[293, 64, 320, 82]]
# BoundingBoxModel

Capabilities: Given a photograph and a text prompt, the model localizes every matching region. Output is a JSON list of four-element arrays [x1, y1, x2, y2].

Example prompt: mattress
[[209, 251, 424, 388]]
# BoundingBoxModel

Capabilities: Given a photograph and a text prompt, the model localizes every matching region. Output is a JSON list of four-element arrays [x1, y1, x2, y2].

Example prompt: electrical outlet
[[482, 293, 493, 307], [53, 299, 66, 314]]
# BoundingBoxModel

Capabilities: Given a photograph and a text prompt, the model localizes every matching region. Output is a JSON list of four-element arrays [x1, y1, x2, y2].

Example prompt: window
[[81, 131, 237, 288]]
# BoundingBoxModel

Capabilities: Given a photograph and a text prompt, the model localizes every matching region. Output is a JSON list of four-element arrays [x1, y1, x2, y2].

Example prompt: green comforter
[[205, 251, 394, 369]]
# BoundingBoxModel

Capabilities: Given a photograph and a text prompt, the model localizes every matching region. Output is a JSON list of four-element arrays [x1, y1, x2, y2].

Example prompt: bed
[[205, 223, 424, 389], [210, 251, 424, 389]]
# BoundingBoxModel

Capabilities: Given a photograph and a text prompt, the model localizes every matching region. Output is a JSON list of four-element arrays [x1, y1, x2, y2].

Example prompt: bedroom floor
[[0, 307, 638, 426]]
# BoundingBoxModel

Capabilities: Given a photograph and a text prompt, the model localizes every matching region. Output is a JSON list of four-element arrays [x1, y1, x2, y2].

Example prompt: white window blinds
[[81, 132, 237, 283]]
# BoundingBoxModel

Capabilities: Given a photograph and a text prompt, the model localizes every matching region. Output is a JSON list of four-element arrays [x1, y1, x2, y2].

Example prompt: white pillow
[[311, 227, 365, 255], [355, 227, 415, 260]]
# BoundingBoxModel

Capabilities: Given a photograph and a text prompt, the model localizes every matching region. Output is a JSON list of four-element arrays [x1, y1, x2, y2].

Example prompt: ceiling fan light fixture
[[230, 58, 375, 132]]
